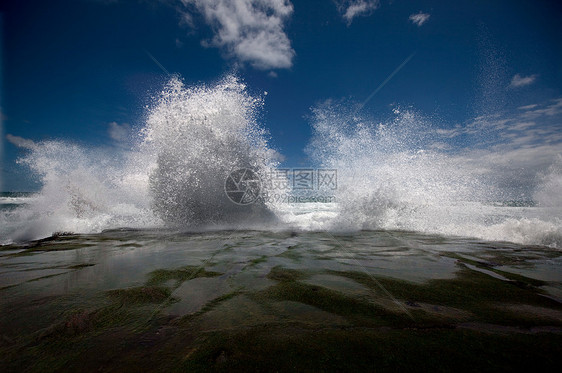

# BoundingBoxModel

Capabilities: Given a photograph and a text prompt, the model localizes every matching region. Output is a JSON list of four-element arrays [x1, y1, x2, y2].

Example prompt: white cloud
[[453, 98, 562, 142], [409, 12, 430, 26], [518, 103, 538, 111], [179, 10, 195, 28], [519, 98, 562, 118], [432, 98, 562, 198], [108, 122, 131, 143], [180, 0, 295, 70], [6, 134, 36, 149], [509, 73, 538, 88], [435, 126, 462, 138], [335, 0, 380, 25]]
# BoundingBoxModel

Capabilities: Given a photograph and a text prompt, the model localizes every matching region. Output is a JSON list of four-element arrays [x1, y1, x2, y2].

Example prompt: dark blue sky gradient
[[1, 0, 561, 190]]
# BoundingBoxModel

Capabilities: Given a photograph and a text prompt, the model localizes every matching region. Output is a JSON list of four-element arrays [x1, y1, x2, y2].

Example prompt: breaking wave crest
[[1, 75, 278, 242], [142, 76, 277, 227], [304, 101, 562, 247], [1, 75, 560, 248]]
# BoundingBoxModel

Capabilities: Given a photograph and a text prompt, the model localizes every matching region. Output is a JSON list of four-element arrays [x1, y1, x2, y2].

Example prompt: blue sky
[[1, 0, 561, 191]]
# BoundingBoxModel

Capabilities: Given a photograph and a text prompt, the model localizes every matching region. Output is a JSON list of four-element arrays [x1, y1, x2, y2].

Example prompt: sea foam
[[2, 76, 560, 248]]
